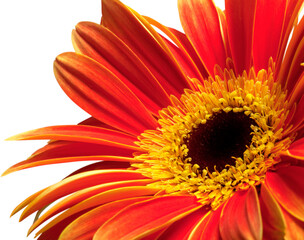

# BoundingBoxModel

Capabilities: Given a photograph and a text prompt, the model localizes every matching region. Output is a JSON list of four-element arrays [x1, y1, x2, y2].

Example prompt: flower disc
[[134, 66, 293, 208]]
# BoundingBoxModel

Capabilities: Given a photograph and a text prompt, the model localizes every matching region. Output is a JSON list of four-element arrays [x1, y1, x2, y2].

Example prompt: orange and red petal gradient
[[4, 0, 304, 239]]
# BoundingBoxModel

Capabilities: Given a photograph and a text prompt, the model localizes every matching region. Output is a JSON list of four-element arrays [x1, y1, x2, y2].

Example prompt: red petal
[[20, 170, 147, 220], [178, 0, 227, 76], [188, 205, 222, 239], [282, 208, 304, 240], [158, 207, 210, 239], [259, 183, 286, 239], [72, 22, 171, 114], [65, 161, 131, 177], [276, 0, 304, 76], [225, 0, 257, 75], [253, 0, 286, 70], [287, 72, 304, 107], [78, 116, 117, 129], [284, 95, 304, 139], [277, 11, 304, 90], [220, 187, 262, 240], [102, 0, 191, 96], [54, 52, 158, 136], [217, 8, 232, 60], [266, 166, 304, 221], [7, 125, 140, 150], [94, 195, 202, 240], [284, 137, 304, 159], [59, 197, 151, 240]]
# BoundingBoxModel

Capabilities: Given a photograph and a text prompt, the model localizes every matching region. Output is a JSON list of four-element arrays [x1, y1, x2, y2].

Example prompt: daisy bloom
[[4, 0, 304, 239]]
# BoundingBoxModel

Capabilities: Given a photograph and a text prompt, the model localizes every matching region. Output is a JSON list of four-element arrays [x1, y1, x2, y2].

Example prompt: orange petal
[[220, 187, 262, 240], [72, 21, 171, 114], [4, 156, 136, 175], [140, 228, 168, 240], [259, 183, 286, 239], [266, 166, 304, 221], [32, 140, 134, 160], [28, 179, 153, 234], [253, 0, 286, 70], [20, 170, 147, 221], [6, 125, 140, 150], [93, 195, 202, 240], [54, 52, 158, 136], [59, 197, 151, 240], [158, 207, 210, 239], [10, 188, 46, 217], [102, 0, 191, 96], [144, 16, 208, 80], [282, 208, 304, 240], [35, 186, 160, 237], [225, 0, 257, 75], [37, 210, 87, 240], [178, 0, 227, 76]]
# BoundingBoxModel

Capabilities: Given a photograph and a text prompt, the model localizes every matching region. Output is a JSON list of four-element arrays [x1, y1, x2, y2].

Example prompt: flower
[[4, 0, 304, 239]]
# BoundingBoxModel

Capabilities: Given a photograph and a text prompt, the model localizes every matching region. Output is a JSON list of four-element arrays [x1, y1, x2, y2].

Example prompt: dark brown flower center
[[186, 111, 256, 172]]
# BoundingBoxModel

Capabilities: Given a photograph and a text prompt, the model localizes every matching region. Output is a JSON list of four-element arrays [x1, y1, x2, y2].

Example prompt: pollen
[[133, 65, 295, 209]]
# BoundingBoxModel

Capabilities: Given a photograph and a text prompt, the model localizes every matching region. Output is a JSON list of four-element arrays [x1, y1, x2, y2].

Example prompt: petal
[[144, 16, 208, 80], [28, 179, 153, 234], [188, 206, 222, 240], [284, 95, 304, 139], [178, 0, 227, 76], [94, 196, 202, 240], [220, 187, 262, 240], [37, 210, 87, 240], [35, 186, 160, 237], [102, 0, 191, 96], [287, 72, 304, 107], [54, 52, 158, 136], [266, 166, 304, 221], [59, 197, 151, 240], [6, 125, 140, 151], [259, 183, 286, 239], [253, 0, 286, 70], [10, 188, 47, 217], [20, 170, 147, 221], [282, 208, 304, 240], [277, 11, 304, 90], [65, 161, 131, 177], [72, 22, 171, 114], [157, 207, 210, 240], [225, 0, 257, 75], [276, 0, 304, 76], [283, 137, 304, 159], [217, 7, 232, 60]]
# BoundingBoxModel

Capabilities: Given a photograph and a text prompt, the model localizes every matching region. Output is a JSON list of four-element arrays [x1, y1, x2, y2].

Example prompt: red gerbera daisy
[[3, 0, 304, 239]]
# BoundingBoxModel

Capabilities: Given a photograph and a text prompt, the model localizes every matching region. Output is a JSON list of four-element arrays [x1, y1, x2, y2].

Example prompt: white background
[[0, 1, 224, 239]]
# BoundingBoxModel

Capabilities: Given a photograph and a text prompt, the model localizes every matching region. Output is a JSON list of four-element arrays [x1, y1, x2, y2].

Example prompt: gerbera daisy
[[4, 0, 304, 239]]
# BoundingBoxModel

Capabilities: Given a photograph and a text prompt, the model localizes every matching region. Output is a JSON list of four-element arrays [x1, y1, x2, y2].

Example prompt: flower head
[[4, 0, 304, 239]]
